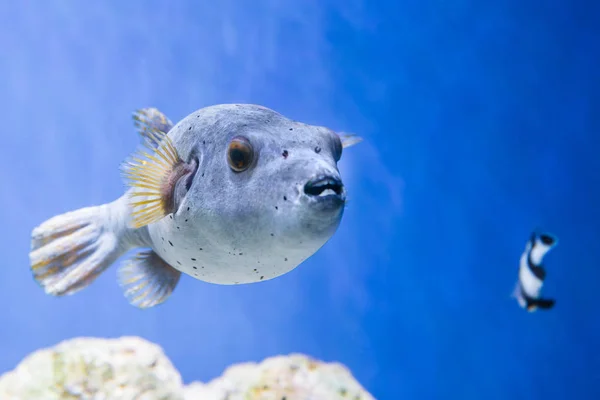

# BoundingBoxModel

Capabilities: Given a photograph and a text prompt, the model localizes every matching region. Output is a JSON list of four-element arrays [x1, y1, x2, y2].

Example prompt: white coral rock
[[0, 336, 374, 400]]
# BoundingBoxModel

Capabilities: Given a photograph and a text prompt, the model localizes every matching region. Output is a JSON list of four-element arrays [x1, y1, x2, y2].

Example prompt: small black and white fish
[[29, 104, 363, 308], [512, 231, 558, 312]]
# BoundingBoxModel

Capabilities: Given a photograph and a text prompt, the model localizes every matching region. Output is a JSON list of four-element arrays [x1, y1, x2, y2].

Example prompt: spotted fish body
[[29, 104, 362, 308]]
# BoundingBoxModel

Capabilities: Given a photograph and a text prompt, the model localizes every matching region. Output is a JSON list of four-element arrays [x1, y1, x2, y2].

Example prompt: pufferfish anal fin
[[336, 131, 364, 148], [120, 122, 185, 229], [118, 250, 181, 309], [132, 108, 174, 148]]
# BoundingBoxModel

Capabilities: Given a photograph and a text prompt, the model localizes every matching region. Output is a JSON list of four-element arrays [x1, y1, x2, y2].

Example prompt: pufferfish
[[29, 104, 363, 308]]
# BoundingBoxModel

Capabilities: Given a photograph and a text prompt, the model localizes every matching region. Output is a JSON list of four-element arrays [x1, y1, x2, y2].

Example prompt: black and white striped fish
[[512, 232, 558, 312]]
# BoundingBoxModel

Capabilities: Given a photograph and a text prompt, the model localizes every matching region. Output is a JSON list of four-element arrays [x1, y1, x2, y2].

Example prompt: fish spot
[[199, 248, 203, 251], [169, 215, 173, 219], [284, 258, 288, 261], [187, 207, 190, 211], [201, 173, 205, 177], [283, 196, 287, 201], [202, 140, 205, 145], [270, 233, 274, 237], [161, 237, 164, 241], [289, 128, 293, 131], [169, 241, 174, 247], [191, 258, 196, 261], [188, 126, 192, 130], [253, 268, 257, 272], [275, 206, 278, 210], [282, 150, 288, 158], [260, 276, 264, 280], [185, 219, 188, 222], [193, 266, 197, 269], [201, 266, 205, 269], [314, 146, 321, 154], [239, 252, 243, 255], [176, 261, 181, 265], [177, 226, 180, 230]]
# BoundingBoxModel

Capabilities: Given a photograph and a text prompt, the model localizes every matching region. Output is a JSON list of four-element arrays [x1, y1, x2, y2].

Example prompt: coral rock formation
[[0, 336, 374, 400]]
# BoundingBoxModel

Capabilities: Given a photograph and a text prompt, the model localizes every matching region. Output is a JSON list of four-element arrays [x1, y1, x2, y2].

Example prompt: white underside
[[519, 250, 543, 298], [147, 224, 321, 285]]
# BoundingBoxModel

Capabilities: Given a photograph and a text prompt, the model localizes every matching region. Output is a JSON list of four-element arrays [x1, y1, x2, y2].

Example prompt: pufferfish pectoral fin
[[117, 250, 181, 309], [120, 115, 196, 229], [132, 108, 174, 148]]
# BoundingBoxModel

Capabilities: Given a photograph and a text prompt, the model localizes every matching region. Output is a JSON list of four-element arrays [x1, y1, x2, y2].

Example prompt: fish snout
[[302, 174, 346, 209]]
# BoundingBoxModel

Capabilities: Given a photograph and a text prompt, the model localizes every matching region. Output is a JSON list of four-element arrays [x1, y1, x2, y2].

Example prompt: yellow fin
[[121, 126, 183, 229]]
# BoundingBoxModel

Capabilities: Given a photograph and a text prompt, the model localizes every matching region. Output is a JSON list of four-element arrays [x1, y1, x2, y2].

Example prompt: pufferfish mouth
[[303, 175, 344, 198]]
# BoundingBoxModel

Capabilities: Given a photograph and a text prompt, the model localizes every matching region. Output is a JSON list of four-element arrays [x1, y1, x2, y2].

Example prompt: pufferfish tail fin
[[29, 202, 126, 297]]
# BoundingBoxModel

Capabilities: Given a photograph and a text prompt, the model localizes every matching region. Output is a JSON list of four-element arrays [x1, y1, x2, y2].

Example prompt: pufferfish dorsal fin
[[132, 108, 174, 148], [120, 120, 184, 229], [336, 131, 364, 148]]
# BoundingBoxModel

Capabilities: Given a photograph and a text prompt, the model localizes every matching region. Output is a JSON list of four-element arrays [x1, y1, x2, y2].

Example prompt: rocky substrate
[[0, 336, 374, 400]]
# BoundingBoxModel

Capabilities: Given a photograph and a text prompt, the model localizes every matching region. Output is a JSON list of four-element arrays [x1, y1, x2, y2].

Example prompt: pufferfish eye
[[227, 136, 254, 172]]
